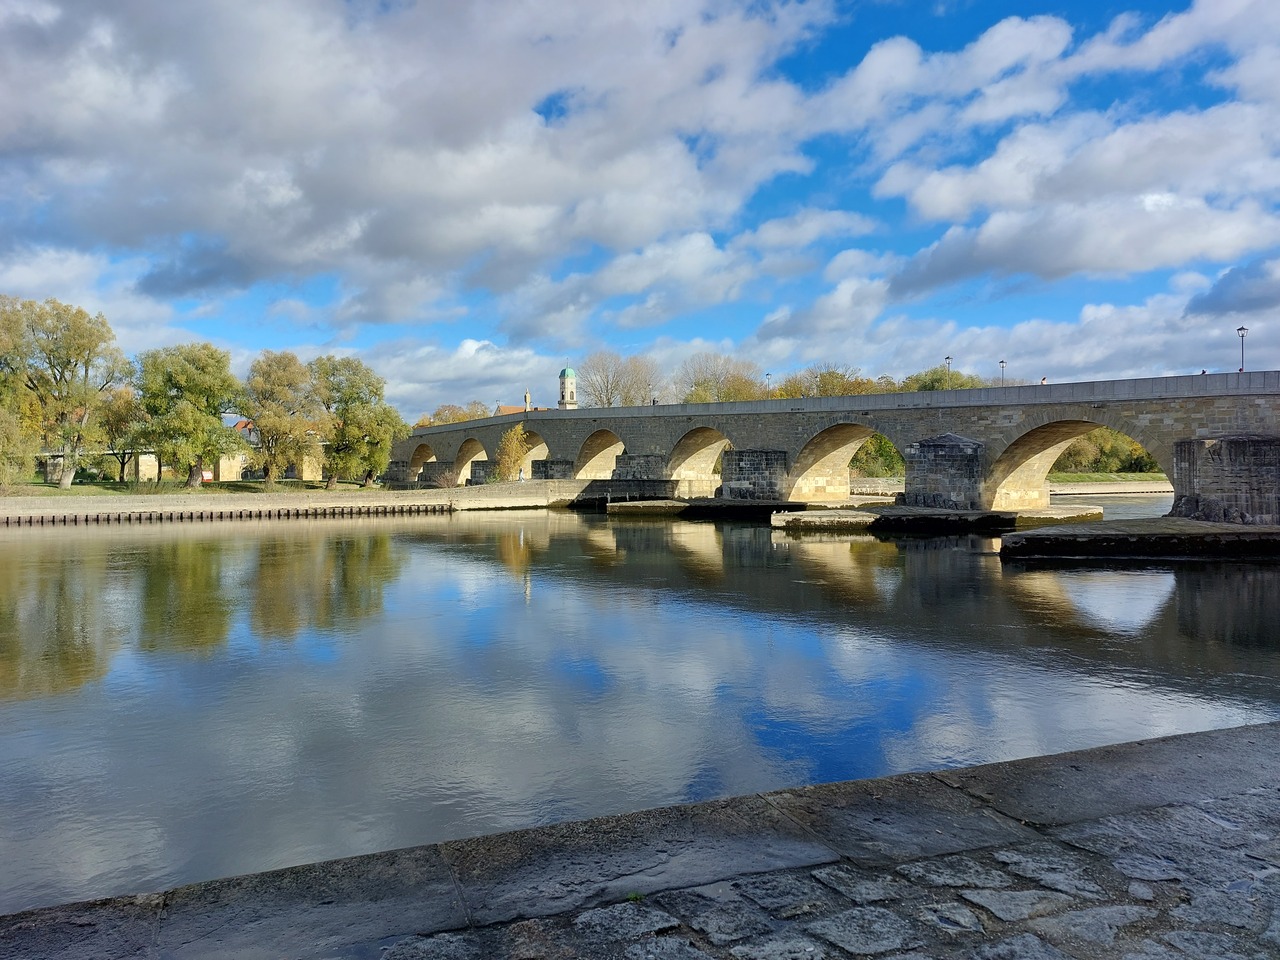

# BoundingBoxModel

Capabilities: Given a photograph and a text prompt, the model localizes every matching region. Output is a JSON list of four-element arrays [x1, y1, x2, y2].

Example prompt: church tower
[[558, 367, 578, 410]]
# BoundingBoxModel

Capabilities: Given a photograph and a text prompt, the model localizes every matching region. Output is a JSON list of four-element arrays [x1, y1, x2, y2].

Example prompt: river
[[3, 494, 1279, 915]]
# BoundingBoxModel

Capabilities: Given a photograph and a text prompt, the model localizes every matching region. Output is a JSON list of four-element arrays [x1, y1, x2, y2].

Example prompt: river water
[[3, 494, 1280, 915]]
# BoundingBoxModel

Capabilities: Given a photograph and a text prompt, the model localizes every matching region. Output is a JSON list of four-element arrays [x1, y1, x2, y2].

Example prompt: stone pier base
[[1169, 435, 1280, 524]]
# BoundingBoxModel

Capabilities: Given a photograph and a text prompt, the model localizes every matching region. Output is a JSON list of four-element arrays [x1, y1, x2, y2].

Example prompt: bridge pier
[[720, 450, 788, 500], [1169, 435, 1280, 524], [532, 459, 574, 480], [902, 434, 984, 510], [612, 454, 666, 482], [418, 463, 456, 487]]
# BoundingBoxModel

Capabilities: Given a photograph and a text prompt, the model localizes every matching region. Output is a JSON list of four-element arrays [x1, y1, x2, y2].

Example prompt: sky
[[2, 0, 1279, 417]]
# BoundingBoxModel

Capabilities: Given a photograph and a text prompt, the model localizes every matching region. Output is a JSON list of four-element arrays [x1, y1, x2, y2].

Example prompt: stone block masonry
[[532, 459, 574, 480], [721, 449, 788, 500], [902, 434, 983, 510], [611, 453, 666, 481], [1169, 435, 1280, 524]]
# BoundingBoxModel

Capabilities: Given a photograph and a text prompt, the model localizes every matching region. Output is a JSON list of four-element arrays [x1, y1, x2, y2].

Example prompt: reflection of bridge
[[389, 372, 1280, 516]]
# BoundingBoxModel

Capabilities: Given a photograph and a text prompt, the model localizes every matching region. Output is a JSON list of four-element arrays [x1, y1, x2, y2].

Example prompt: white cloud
[[890, 198, 1280, 297], [733, 208, 876, 250]]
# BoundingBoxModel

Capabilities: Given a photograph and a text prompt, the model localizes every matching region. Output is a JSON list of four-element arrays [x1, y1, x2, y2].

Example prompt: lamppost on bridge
[[999, 359, 1006, 386], [944, 356, 952, 387], [1238, 325, 1248, 372]]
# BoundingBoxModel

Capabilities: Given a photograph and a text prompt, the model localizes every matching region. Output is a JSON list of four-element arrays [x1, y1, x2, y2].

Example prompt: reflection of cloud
[[1057, 570, 1175, 634], [2, 517, 1278, 918]]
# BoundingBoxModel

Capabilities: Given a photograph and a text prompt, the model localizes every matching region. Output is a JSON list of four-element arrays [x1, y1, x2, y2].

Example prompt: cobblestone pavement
[[4, 724, 1279, 959]]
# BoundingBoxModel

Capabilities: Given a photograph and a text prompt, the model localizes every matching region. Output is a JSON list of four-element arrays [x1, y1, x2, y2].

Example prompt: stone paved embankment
[[5, 723, 1280, 959]]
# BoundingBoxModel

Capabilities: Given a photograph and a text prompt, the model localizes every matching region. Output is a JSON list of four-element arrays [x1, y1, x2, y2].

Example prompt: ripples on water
[[1, 496, 1277, 913]]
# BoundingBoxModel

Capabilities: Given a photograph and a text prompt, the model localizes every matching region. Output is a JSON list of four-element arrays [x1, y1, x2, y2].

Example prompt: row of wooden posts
[[1, 502, 453, 526]]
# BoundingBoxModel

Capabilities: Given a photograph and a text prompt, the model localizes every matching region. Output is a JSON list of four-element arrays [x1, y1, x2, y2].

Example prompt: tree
[[900, 364, 990, 392], [850, 434, 905, 477], [576, 351, 665, 407], [618, 355, 663, 406], [1052, 427, 1160, 474], [0, 406, 37, 488], [493, 423, 532, 481], [136, 342, 247, 488], [98, 383, 145, 482], [674, 352, 766, 403], [415, 400, 491, 426], [242, 351, 324, 488], [309, 355, 408, 488], [774, 363, 878, 398], [577, 350, 626, 407], [3, 297, 130, 488]]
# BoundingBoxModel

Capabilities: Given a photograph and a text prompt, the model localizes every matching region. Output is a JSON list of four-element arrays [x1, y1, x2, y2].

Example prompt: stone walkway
[[4, 723, 1280, 959]]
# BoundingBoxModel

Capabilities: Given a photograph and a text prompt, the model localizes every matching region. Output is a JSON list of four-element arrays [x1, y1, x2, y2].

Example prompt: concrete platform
[[1002, 517, 1280, 559], [6, 722, 1280, 959]]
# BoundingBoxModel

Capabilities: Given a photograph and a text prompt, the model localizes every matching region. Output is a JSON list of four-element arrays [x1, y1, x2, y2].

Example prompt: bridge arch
[[985, 416, 1168, 510], [521, 430, 549, 478], [668, 427, 731, 498], [454, 438, 489, 486], [575, 429, 624, 480], [407, 443, 438, 482], [785, 422, 879, 502]]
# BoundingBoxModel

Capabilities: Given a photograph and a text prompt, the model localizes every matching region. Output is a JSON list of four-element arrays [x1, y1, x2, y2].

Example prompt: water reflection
[[0, 512, 1277, 915]]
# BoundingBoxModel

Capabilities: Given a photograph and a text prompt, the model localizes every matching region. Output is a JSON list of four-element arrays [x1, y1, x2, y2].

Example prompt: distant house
[[216, 418, 322, 482], [494, 390, 551, 417]]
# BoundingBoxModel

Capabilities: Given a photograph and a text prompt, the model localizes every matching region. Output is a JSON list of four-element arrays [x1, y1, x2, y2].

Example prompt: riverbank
[[5, 721, 1278, 959]]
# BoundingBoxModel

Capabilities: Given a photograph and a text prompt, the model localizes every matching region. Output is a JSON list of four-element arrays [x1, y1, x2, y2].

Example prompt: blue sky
[[2, 0, 1278, 416]]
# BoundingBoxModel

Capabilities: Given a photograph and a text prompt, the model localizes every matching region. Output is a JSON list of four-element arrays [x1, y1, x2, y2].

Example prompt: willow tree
[[309, 355, 407, 487], [3, 297, 130, 487], [136, 342, 246, 487], [242, 350, 324, 488], [99, 383, 145, 482]]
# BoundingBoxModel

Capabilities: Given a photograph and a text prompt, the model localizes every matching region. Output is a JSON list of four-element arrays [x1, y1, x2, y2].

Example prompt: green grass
[[1047, 472, 1168, 483], [4, 479, 377, 497]]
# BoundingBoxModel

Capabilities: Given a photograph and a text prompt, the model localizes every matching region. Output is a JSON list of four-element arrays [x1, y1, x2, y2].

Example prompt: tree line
[[0, 297, 407, 489]]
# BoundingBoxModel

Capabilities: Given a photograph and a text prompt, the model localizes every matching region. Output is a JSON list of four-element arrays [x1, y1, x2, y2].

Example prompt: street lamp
[[944, 356, 952, 386], [765, 372, 771, 396], [999, 359, 1006, 386], [1238, 325, 1248, 372]]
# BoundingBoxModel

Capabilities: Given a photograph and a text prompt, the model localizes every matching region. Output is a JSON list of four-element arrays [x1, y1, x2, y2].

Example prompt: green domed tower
[[558, 366, 578, 409]]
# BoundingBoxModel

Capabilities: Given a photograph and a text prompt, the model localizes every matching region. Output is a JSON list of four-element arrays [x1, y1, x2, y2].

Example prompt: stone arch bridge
[[388, 372, 1280, 519]]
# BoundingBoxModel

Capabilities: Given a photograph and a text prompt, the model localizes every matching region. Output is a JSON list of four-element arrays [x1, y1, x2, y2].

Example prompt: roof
[[560, 367, 575, 378]]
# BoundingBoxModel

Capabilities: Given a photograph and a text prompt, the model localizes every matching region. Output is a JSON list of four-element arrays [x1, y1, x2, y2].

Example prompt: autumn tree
[[0, 407, 36, 487], [900, 364, 989, 392], [98, 383, 145, 482], [3, 297, 130, 487], [1052, 427, 1161, 474], [136, 342, 247, 488], [309, 354, 408, 488], [493, 423, 532, 481], [674, 352, 766, 403], [774, 363, 878, 398], [241, 351, 325, 488], [415, 400, 491, 426]]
